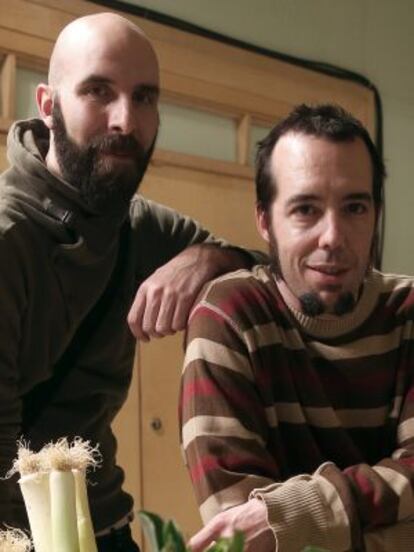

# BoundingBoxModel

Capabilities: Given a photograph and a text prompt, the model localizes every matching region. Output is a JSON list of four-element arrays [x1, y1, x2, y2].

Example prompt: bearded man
[[0, 12, 263, 551], [181, 104, 414, 552]]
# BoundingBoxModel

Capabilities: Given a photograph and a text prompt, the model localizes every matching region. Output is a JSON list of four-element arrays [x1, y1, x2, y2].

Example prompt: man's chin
[[297, 287, 356, 317], [318, 290, 342, 309], [320, 290, 356, 316]]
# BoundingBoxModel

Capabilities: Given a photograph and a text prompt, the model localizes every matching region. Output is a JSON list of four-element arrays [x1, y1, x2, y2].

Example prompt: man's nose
[[318, 212, 345, 250], [108, 98, 135, 135]]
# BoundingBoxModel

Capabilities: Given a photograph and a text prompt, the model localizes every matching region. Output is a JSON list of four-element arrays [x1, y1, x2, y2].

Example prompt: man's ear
[[36, 83, 54, 129], [255, 205, 271, 243]]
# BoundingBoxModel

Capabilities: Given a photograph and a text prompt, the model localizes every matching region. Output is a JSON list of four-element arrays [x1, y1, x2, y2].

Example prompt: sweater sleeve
[[249, 390, 414, 552], [180, 298, 279, 522], [181, 292, 414, 552]]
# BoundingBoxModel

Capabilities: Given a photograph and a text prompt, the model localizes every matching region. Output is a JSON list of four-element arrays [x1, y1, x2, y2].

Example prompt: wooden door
[[135, 161, 264, 542]]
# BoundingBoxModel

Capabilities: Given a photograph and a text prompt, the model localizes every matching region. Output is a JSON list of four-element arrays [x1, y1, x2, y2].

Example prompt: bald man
[[0, 13, 262, 551]]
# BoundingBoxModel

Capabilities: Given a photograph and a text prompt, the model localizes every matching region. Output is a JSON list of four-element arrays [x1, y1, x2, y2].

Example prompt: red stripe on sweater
[[181, 377, 267, 424], [345, 465, 390, 526]]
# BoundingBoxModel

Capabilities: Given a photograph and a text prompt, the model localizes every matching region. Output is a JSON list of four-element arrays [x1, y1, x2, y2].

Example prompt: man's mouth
[[309, 265, 348, 275], [99, 150, 137, 164], [307, 265, 350, 288]]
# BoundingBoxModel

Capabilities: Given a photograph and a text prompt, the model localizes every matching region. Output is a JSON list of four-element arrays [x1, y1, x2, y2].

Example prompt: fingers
[[188, 521, 223, 552], [170, 291, 196, 332], [127, 245, 213, 341], [149, 289, 176, 336], [127, 290, 149, 341], [188, 501, 273, 552], [127, 279, 195, 340]]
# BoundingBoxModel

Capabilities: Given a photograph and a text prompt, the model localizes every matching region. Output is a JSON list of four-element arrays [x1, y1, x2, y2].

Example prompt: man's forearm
[[128, 243, 266, 340]]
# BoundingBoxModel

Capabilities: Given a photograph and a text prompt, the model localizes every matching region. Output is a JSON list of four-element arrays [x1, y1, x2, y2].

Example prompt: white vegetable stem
[[74, 469, 98, 552], [11, 438, 101, 552], [19, 471, 52, 552], [50, 469, 80, 552]]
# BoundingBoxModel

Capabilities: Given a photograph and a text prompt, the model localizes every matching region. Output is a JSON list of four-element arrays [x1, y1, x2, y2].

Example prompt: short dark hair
[[255, 103, 386, 215]]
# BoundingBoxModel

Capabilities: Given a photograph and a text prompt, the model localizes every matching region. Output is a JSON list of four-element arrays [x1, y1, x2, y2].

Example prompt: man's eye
[[345, 202, 367, 215], [293, 204, 317, 217], [86, 85, 111, 100], [133, 90, 157, 106]]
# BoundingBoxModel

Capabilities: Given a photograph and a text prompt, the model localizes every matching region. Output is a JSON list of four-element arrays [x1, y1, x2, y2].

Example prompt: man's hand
[[188, 499, 275, 552], [127, 244, 250, 341]]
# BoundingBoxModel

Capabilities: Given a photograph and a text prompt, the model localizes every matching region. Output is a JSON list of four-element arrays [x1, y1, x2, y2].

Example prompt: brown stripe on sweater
[[184, 434, 280, 503], [180, 360, 269, 430]]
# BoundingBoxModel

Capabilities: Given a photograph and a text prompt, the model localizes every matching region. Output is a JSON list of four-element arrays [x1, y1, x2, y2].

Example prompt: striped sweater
[[180, 266, 414, 551]]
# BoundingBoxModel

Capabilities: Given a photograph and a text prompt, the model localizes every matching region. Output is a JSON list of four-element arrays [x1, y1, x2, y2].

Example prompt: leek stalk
[[18, 471, 51, 552], [50, 469, 80, 552], [73, 469, 98, 552], [9, 438, 100, 552]]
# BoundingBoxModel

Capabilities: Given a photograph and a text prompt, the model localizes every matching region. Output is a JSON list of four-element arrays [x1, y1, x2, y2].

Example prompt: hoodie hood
[[3, 119, 130, 257]]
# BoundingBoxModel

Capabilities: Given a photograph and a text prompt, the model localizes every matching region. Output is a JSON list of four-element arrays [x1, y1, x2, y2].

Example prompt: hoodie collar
[[7, 119, 130, 255]]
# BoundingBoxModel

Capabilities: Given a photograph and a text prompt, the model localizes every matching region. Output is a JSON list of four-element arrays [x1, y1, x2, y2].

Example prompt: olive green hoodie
[[0, 119, 222, 531]]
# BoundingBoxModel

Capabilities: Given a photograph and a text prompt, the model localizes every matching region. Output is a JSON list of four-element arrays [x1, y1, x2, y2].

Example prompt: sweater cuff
[[250, 475, 351, 552]]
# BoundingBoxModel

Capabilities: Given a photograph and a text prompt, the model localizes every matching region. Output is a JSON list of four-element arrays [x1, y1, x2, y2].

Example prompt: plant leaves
[[229, 531, 245, 552], [138, 510, 165, 551], [205, 531, 245, 552], [162, 519, 187, 552], [138, 510, 329, 552]]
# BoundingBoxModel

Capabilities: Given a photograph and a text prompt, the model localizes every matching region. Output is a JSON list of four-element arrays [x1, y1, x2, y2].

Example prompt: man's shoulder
[[376, 270, 414, 288], [193, 265, 280, 318], [129, 194, 178, 225], [374, 270, 414, 314]]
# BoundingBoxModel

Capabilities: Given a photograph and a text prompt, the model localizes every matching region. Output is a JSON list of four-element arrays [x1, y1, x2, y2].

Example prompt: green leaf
[[162, 520, 187, 552], [138, 510, 165, 551], [206, 531, 245, 552], [229, 531, 245, 552], [138, 510, 246, 552]]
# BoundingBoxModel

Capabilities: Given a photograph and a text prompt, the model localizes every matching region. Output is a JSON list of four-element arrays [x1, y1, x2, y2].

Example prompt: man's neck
[[276, 278, 303, 312], [44, 137, 63, 180]]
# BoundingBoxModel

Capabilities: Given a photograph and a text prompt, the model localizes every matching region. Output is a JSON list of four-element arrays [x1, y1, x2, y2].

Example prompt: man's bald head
[[48, 12, 159, 88], [36, 12, 160, 211]]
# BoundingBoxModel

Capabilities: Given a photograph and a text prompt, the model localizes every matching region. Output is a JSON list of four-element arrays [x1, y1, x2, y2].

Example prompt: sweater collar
[[265, 267, 380, 338]]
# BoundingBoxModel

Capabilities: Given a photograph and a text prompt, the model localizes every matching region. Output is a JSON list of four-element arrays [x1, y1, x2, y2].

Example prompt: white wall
[[128, 0, 414, 274]]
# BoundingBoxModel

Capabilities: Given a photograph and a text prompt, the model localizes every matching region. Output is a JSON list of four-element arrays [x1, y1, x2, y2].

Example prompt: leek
[[73, 469, 97, 552], [9, 438, 100, 552], [18, 471, 51, 552], [50, 469, 79, 552]]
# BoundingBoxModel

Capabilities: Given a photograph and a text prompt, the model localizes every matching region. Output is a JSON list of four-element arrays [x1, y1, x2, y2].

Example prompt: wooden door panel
[[133, 164, 265, 544]]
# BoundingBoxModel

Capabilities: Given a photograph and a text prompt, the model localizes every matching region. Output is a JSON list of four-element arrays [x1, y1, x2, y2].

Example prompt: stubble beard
[[268, 232, 356, 317], [51, 98, 156, 212]]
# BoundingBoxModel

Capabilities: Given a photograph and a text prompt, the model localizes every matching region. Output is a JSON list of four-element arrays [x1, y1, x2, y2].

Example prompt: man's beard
[[51, 99, 156, 212], [268, 233, 356, 317]]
